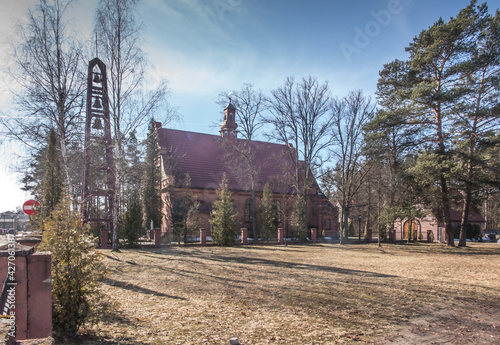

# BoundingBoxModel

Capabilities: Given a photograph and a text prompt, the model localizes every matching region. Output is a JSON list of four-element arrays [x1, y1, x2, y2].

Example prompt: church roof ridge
[[156, 127, 315, 194], [158, 127, 292, 149]]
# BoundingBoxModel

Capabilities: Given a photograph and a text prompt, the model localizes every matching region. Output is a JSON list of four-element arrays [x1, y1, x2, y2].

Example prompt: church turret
[[220, 97, 238, 137]]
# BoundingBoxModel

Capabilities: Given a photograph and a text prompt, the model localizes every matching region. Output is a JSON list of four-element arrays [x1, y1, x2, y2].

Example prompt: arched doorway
[[403, 219, 419, 240]]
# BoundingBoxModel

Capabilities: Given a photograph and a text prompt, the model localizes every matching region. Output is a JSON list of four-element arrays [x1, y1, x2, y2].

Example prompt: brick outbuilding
[[394, 208, 485, 242]]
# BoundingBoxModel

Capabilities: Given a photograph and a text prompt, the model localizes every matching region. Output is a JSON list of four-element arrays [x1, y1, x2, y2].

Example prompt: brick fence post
[[1, 246, 52, 341], [100, 229, 108, 249], [154, 228, 161, 248], [389, 229, 395, 242], [367, 229, 372, 242], [241, 228, 248, 245], [311, 228, 317, 243], [200, 228, 206, 246], [27, 252, 52, 339], [278, 228, 284, 245], [150, 229, 155, 240]]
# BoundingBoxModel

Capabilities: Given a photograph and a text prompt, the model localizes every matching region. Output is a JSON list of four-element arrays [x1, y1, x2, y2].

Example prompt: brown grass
[[78, 243, 500, 344]]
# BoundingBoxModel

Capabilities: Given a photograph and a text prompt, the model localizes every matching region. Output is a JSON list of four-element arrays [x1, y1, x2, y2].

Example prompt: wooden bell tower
[[81, 57, 115, 242]]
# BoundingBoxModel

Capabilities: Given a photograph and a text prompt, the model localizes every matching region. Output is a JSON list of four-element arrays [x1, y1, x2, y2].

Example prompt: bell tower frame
[[81, 57, 115, 242]]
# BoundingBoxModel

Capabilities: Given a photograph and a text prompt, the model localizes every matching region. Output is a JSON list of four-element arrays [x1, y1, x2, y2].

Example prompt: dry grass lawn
[[78, 242, 500, 344]]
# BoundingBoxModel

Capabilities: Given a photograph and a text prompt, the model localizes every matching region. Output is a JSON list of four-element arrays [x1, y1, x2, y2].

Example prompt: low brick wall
[[0, 242, 52, 341]]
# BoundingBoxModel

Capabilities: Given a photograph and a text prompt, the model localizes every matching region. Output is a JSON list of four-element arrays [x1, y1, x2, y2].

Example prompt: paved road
[[0, 235, 8, 247], [0, 234, 17, 247]]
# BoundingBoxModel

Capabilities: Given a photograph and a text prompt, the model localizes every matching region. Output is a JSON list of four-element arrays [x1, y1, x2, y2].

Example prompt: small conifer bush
[[211, 176, 239, 246], [39, 196, 108, 337], [290, 196, 308, 241], [259, 183, 279, 242]]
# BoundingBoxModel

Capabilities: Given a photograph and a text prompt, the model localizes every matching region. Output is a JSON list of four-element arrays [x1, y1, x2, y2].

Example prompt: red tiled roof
[[449, 209, 485, 223], [157, 128, 316, 194]]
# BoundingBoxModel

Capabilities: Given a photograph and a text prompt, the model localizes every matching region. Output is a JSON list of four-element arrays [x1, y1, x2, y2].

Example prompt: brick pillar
[[311, 228, 317, 243], [154, 228, 161, 248], [440, 227, 446, 243], [200, 228, 206, 246], [427, 230, 433, 243], [1, 247, 52, 341], [13, 254, 28, 340], [150, 229, 155, 240], [26, 252, 52, 339], [367, 229, 372, 242], [278, 228, 284, 245], [100, 229, 108, 249], [241, 228, 248, 245]]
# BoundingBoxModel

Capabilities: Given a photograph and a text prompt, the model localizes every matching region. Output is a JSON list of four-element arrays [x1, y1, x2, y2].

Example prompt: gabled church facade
[[156, 100, 338, 240]]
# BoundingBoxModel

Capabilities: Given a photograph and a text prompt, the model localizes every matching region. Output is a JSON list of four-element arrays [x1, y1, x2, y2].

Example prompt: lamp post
[[358, 214, 362, 241]]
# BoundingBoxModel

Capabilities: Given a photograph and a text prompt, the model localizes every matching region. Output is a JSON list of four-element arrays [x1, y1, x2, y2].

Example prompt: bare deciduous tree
[[94, 0, 174, 250], [266, 76, 333, 201], [328, 90, 375, 244], [4, 0, 86, 190]]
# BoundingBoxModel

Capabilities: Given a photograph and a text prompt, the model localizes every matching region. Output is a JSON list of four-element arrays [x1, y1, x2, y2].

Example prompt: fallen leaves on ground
[[75, 243, 500, 344]]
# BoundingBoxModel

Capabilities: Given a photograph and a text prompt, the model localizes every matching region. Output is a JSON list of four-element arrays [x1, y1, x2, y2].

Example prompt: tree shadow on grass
[[240, 245, 307, 252], [102, 278, 187, 300], [333, 242, 500, 256], [133, 246, 398, 278], [105, 254, 122, 261], [184, 252, 398, 279], [147, 263, 256, 287], [385, 242, 500, 256]]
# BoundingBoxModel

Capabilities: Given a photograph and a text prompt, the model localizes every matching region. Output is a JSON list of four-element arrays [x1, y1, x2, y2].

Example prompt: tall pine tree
[[40, 128, 64, 223], [374, 1, 482, 246], [117, 130, 145, 246], [122, 130, 144, 206], [453, 5, 500, 246], [141, 119, 162, 231], [120, 189, 143, 247]]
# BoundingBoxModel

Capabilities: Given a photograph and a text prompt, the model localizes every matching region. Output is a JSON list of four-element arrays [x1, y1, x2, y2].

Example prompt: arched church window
[[274, 200, 281, 223], [245, 199, 252, 223], [325, 218, 332, 230]]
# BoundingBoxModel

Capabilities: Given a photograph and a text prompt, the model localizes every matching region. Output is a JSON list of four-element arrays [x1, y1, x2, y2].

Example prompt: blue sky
[[0, 0, 499, 212], [139, 0, 497, 133]]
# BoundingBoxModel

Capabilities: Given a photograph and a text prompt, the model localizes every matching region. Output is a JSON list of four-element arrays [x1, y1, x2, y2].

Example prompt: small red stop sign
[[23, 200, 40, 216]]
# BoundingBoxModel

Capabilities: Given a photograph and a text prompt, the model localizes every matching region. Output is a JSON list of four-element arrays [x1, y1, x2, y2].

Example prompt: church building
[[156, 99, 338, 240]]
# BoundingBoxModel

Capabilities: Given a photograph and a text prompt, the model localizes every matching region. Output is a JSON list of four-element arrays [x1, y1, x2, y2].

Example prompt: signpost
[[22, 200, 40, 216]]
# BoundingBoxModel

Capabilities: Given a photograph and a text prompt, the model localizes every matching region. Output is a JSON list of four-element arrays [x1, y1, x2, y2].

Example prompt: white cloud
[[144, 0, 184, 19], [0, 142, 31, 213], [148, 36, 261, 97], [0, 169, 30, 213]]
